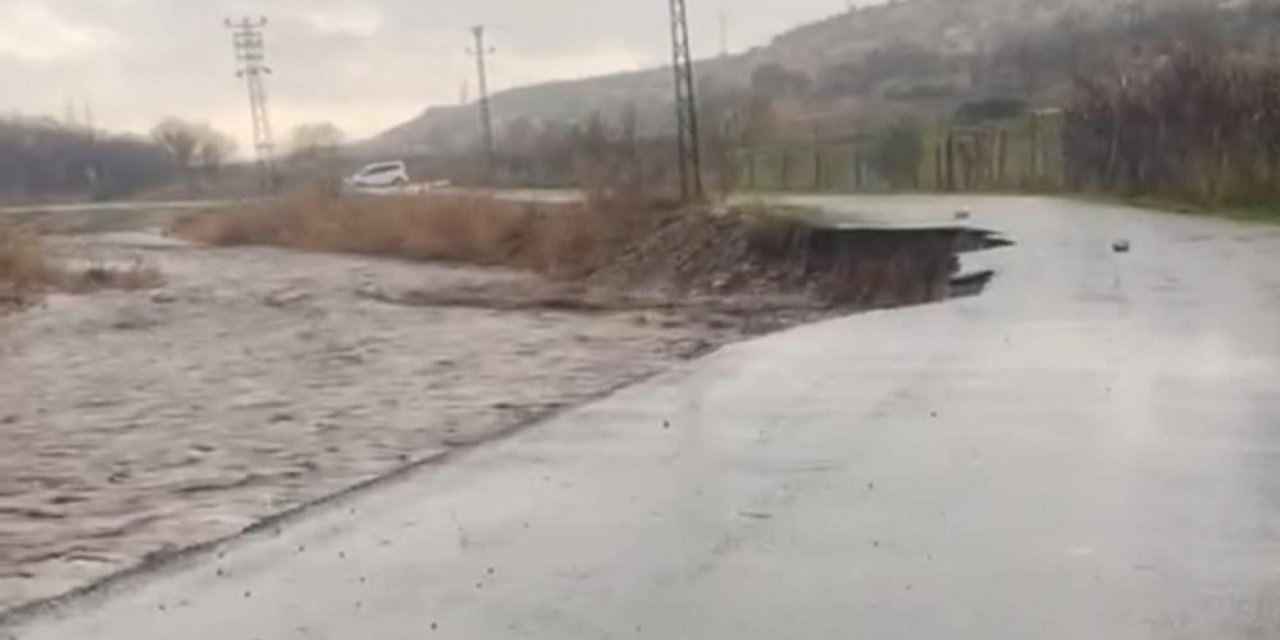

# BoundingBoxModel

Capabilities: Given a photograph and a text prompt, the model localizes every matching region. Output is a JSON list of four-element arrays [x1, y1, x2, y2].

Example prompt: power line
[[468, 26, 497, 186], [226, 16, 276, 193], [669, 0, 703, 202]]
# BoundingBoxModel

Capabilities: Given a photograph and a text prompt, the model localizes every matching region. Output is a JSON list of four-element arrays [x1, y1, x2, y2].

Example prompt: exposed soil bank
[[587, 209, 1008, 306]]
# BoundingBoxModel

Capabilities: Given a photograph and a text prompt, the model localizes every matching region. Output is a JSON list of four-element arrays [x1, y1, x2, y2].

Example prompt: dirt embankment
[[172, 191, 1005, 313], [582, 207, 1005, 307]]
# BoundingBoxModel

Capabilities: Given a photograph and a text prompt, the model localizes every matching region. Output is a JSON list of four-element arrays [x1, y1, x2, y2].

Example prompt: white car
[[344, 161, 410, 189]]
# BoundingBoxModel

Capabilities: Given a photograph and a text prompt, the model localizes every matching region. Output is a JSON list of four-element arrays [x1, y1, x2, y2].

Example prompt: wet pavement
[[6, 196, 1280, 639]]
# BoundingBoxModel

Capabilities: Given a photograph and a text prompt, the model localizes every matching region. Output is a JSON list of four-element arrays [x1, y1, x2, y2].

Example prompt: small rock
[[679, 339, 715, 359], [955, 210, 972, 220], [1112, 239, 1132, 254], [706, 316, 735, 330], [264, 290, 312, 308], [149, 290, 177, 304]]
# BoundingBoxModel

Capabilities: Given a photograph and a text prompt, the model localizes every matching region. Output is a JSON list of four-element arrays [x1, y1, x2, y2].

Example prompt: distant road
[[0, 199, 233, 217], [7, 195, 1280, 639]]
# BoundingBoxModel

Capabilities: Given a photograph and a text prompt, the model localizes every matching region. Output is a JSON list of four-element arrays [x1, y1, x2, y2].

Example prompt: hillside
[[364, 0, 1241, 155]]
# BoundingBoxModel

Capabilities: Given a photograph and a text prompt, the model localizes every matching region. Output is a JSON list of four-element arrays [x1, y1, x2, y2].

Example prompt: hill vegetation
[[368, 0, 1261, 155]]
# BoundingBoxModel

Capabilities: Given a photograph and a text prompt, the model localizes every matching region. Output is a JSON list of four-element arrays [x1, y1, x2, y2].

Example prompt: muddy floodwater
[[0, 230, 765, 612], [0, 201, 1005, 616]]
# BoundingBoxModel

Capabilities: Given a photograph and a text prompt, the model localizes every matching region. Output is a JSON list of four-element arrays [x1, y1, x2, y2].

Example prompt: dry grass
[[172, 188, 656, 280], [169, 185, 982, 310], [1, 223, 163, 313], [168, 186, 964, 307], [0, 224, 55, 310]]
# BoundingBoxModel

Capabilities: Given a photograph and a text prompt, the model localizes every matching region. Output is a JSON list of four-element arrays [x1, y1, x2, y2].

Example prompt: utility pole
[[226, 16, 276, 193], [669, 0, 704, 202], [63, 98, 78, 128], [719, 8, 728, 58], [468, 26, 497, 186], [82, 100, 95, 136]]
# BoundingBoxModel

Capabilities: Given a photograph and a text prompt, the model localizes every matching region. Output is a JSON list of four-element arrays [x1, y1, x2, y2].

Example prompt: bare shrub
[[1069, 48, 1280, 209], [60, 257, 164, 293], [2, 224, 163, 313]]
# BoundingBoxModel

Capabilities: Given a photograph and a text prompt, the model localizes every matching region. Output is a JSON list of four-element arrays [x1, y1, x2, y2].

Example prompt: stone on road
[[7, 196, 1280, 639]]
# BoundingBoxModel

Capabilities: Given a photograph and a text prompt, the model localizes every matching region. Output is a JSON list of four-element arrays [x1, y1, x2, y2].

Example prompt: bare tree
[[195, 127, 237, 175], [287, 122, 345, 159], [152, 118, 202, 172], [152, 118, 238, 181], [285, 123, 346, 190], [0, 116, 173, 200]]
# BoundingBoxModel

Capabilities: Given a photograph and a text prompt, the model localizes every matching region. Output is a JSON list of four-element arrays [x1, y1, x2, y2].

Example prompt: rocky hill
[[363, 0, 1241, 154]]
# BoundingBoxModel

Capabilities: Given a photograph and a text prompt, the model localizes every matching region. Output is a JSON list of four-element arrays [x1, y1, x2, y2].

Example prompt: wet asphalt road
[[6, 196, 1280, 639]]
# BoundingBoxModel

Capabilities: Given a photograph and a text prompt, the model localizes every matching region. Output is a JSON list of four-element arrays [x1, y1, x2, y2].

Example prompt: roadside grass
[[1065, 193, 1280, 225], [1, 222, 163, 312], [169, 185, 823, 288], [171, 187, 663, 280]]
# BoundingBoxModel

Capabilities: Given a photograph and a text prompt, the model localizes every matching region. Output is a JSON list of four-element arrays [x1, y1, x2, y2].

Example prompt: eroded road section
[[7, 196, 1280, 640]]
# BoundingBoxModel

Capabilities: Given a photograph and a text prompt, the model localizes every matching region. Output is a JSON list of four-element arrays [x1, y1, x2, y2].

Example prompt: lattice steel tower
[[226, 17, 276, 192], [468, 26, 497, 186], [669, 0, 703, 202]]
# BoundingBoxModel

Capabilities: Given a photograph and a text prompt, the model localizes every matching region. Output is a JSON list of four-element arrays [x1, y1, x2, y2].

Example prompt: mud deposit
[[0, 209, 1007, 615]]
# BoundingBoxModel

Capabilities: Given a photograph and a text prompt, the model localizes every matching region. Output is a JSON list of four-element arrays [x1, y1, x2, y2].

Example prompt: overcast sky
[[0, 1, 872, 151]]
